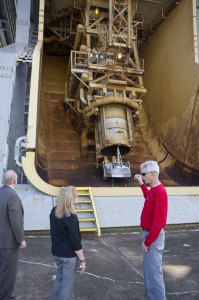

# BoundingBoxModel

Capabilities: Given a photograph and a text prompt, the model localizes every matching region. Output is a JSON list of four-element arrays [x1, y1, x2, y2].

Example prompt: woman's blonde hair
[[55, 186, 78, 219]]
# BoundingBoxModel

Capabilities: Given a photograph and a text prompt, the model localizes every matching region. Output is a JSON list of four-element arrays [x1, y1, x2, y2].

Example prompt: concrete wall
[[94, 195, 199, 228], [141, 0, 199, 170], [14, 184, 199, 231]]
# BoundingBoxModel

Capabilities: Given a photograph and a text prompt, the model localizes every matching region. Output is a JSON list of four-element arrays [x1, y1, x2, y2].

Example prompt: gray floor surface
[[14, 230, 199, 300]]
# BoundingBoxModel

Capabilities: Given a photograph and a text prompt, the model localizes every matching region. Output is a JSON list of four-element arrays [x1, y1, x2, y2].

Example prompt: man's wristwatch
[[80, 259, 86, 263]]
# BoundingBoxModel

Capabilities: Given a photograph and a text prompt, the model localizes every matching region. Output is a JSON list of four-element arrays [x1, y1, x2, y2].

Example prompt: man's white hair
[[140, 160, 160, 175]]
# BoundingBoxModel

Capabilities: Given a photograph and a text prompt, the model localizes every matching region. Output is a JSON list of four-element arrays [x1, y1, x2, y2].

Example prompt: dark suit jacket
[[0, 185, 24, 248]]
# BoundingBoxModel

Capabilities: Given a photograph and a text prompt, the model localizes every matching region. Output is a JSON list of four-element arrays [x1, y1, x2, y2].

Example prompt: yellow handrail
[[89, 187, 101, 237]]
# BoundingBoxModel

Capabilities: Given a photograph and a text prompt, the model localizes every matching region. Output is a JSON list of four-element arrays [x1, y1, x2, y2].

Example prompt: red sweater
[[140, 183, 168, 247]]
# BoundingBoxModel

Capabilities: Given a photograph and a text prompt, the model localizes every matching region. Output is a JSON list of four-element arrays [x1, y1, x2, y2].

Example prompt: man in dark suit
[[0, 170, 26, 300]]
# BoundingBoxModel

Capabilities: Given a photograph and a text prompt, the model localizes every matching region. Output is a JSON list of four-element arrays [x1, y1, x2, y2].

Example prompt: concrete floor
[[14, 230, 199, 300]]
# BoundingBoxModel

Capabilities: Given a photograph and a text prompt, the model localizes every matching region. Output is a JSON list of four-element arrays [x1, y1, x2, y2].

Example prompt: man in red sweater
[[134, 160, 168, 300]]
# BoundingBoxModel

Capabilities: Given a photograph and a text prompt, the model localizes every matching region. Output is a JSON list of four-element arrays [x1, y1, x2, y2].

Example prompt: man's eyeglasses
[[141, 172, 148, 176], [141, 171, 158, 176]]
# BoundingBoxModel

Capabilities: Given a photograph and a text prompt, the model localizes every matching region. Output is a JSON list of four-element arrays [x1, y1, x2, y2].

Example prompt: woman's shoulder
[[64, 212, 78, 222], [50, 206, 56, 216], [68, 212, 78, 219]]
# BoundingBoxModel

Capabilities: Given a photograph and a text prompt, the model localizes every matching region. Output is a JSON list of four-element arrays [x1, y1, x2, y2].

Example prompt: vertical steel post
[[85, 1, 91, 51], [109, 0, 113, 46], [127, 0, 132, 48]]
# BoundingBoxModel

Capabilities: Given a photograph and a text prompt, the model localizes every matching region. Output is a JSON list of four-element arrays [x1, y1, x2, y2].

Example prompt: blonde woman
[[49, 186, 86, 300]]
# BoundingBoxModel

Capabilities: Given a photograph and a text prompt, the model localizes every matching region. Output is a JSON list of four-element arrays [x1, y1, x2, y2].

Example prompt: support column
[[0, 0, 32, 182], [15, 0, 32, 43], [109, 0, 113, 46], [127, 0, 132, 48]]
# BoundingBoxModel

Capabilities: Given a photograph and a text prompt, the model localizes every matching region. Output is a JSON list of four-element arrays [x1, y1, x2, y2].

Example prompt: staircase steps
[[76, 187, 101, 236], [76, 209, 93, 212]]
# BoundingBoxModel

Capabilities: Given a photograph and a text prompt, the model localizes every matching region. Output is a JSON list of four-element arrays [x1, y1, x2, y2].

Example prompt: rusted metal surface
[[35, 0, 198, 188], [36, 62, 191, 187], [157, 94, 199, 171], [97, 104, 134, 156]]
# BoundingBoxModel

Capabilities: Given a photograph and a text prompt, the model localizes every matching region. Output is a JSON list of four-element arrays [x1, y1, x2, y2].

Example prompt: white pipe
[[84, 96, 139, 114], [74, 24, 84, 51], [80, 88, 88, 105], [14, 136, 27, 168]]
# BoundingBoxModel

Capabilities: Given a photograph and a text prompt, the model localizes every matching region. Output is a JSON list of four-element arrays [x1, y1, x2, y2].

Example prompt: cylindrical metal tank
[[97, 104, 134, 156]]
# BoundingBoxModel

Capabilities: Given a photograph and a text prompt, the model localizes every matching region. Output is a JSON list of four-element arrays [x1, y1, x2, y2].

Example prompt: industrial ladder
[[76, 187, 101, 237]]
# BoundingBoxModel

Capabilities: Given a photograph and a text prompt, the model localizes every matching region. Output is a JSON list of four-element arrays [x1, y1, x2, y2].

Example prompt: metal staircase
[[76, 187, 101, 237], [96, 23, 107, 53]]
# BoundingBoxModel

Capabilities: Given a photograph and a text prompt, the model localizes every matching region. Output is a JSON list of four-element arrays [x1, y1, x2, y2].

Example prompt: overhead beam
[[88, 0, 109, 9]]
